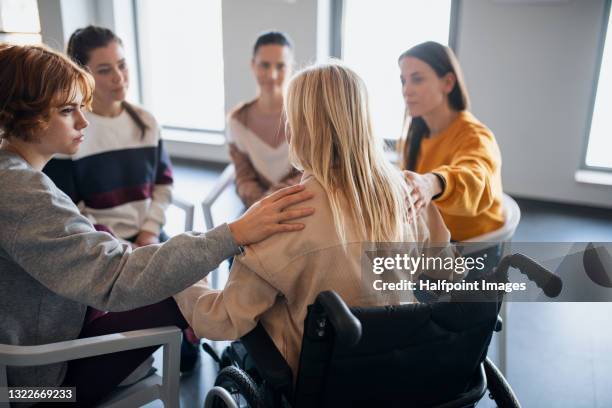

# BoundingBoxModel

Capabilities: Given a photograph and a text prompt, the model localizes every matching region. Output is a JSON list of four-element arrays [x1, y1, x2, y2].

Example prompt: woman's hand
[[228, 184, 315, 245], [134, 230, 160, 247], [403, 171, 443, 213]]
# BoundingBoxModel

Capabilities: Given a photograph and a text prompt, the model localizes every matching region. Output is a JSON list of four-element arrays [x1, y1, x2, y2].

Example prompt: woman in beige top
[[176, 63, 451, 378], [227, 31, 301, 207]]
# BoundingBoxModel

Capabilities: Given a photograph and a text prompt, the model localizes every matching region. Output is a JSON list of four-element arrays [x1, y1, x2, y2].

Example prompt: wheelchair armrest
[[241, 323, 294, 396], [496, 253, 563, 298], [313, 291, 362, 348]]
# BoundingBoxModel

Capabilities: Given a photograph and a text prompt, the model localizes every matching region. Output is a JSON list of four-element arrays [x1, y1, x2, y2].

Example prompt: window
[[341, 1, 453, 141], [135, 0, 225, 140], [0, 0, 41, 45], [584, 2, 612, 170]]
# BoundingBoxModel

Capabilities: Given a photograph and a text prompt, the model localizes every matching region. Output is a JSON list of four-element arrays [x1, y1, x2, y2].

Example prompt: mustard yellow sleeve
[[173, 256, 279, 341], [431, 131, 501, 217]]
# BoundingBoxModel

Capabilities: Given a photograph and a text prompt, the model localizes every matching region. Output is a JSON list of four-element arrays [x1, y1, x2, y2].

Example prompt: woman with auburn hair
[[174, 62, 451, 378], [0, 43, 313, 406], [397, 41, 504, 243]]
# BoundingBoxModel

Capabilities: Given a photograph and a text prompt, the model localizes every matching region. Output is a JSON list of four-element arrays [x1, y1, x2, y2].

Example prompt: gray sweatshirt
[[0, 150, 239, 388]]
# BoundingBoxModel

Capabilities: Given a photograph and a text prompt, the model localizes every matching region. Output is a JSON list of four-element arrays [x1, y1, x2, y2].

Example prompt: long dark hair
[[67, 25, 148, 139], [398, 41, 469, 170]]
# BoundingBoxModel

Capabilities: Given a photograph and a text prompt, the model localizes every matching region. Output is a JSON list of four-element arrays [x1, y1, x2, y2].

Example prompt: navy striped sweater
[[43, 107, 173, 239]]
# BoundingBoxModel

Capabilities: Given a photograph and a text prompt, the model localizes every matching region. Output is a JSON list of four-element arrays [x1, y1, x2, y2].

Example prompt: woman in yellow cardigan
[[398, 41, 505, 242]]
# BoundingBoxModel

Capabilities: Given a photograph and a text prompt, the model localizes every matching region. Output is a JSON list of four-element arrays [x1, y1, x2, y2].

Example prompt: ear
[[443, 72, 456, 94]]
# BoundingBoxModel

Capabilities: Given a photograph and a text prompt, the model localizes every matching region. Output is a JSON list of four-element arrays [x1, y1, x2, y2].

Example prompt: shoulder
[[0, 157, 75, 219], [227, 101, 256, 143], [126, 103, 160, 130], [227, 100, 256, 125], [441, 113, 501, 172], [454, 111, 495, 142], [240, 176, 339, 275], [0, 153, 45, 189], [276, 175, 333, 235], [446, 111, 499, 155]]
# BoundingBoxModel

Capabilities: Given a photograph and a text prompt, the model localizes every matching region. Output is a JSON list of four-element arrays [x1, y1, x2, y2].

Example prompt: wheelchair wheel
[[210, 365, 263, 408], [483, 358, 520, 408]]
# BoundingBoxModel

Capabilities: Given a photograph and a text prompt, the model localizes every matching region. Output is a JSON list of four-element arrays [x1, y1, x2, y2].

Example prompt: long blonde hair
[[285, 62, 416, 243]]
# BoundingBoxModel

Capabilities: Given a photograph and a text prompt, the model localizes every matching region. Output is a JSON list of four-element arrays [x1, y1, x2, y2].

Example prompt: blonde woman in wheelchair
[[175, 62, 452, 379]]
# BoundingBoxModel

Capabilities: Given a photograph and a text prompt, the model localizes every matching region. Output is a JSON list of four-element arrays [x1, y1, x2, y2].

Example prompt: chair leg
[[0, 365, 9, 408], [162, 333, 181, 407]]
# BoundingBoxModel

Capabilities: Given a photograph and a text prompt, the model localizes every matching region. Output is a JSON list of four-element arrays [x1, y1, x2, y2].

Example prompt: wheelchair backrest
[[294, 298, 499, 408]]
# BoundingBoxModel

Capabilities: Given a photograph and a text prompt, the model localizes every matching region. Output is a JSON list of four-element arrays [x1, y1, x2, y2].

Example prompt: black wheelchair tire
[[212, 365, 264, 408], [484, 358, 521, 408]]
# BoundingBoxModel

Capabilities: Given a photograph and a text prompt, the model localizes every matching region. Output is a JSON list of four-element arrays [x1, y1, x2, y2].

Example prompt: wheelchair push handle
[[313, 291, 362, 348], [499, 254, 563, 298]]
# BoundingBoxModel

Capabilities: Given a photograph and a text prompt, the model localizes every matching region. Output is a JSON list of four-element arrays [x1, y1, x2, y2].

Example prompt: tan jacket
[[174, 173, 451, 377]]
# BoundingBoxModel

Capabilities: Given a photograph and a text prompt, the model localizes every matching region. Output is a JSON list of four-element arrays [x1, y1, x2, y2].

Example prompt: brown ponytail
[[121, 101, 148, 139]]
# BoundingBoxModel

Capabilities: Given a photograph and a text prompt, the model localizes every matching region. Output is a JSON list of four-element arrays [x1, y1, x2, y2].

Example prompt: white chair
[[461, 192, 522, 377], [201, 164, 243, 290], [463, 193, 521, 247], [171, 195, 195, 232], [0, 326, 181, 408], [201, 164, 237, 232]]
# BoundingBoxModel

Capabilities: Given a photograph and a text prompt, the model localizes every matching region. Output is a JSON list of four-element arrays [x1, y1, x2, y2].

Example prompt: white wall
[[37, 0, 96, 50], [456, 0, 612, 208], [36, 0, 64, 49], [0, 0, 41, 44], [36, 0, 140, 101]]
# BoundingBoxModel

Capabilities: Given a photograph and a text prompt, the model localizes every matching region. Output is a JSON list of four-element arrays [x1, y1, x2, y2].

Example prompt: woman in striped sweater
[[44, 25, 172, 248], [44, 25, 192, 372]]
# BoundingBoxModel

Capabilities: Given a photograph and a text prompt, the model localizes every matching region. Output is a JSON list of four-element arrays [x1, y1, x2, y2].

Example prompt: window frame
[[581, 0, 612, 173], [0, 0, 41, 45], [331, 0, 461, 150]]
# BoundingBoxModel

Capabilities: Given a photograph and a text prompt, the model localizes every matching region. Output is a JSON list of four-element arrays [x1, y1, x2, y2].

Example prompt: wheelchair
[[203, 253, 563, 408]]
